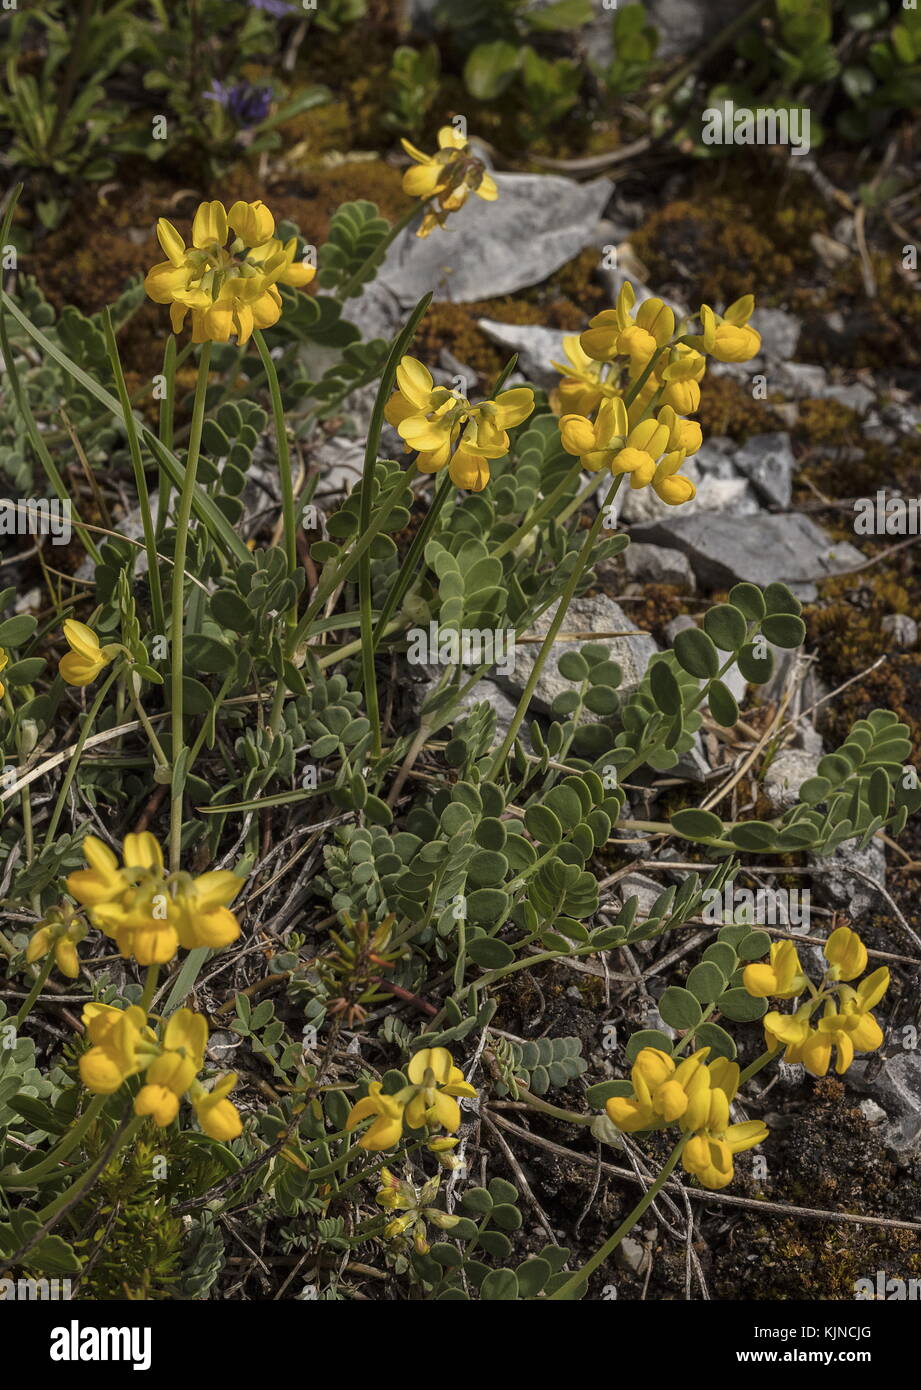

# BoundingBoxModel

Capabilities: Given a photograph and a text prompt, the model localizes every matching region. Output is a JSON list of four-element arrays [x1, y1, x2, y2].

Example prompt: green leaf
[[737, 641, 774, 685], [761, 614, 806, 648], [524, 804, 563, 846], [718, 988, 768, 1022], [708, 679, 739, 728], [704, 604, 747, 652], [467, 936, 515, 969], [670, 808, 726, 841], [464, 41, 520, 100], [729, 583, 766, 620], [763, 582, 802, 617], [674, 627, 719, 678], [658, 986, 702, 1030], [686, 961, 726, 1003], [738, 930, 772, 961], [0, 614, 37, 646], [694, 1022, 737, 1060], [480, 1268, 520, 1300], [650, 659, 682, 714], [625, 1028, 674, 1061]]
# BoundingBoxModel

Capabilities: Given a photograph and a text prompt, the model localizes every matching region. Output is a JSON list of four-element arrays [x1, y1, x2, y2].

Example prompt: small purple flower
[[247, 0, 293, 15], [205, 80, 274, 128]]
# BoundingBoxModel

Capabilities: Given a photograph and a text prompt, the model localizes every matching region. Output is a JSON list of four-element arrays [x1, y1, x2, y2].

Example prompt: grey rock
[[823, 382, 876, 414], [763, 748, 822, 812], [620, 462, 758, 524], [811, 837, 887, 919], [371, 173, 613, 306], [498, 594, 657, 715], [859, 1098, 888, 1126], [732, 432, 795, 509], [850, 1055, 921, 1151], [614, 1237, 646, 1275], [623, 542, 695, 590], [775, 362, 829, 398], [664, 614, 696, 645], [881, 613, 918, 648], [751, 308, 800, 362], [476, 319, 567, 388], [630, 512, 864, 589], [311, 435, 365, 500]]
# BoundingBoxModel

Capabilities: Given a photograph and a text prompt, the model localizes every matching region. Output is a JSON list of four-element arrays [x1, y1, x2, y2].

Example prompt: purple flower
[[205, 80, 274, 128], [247, 0, 293, 15]]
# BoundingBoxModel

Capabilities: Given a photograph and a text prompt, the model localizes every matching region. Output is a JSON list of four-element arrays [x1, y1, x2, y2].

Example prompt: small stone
[[623, 542, 696, 590], [859, 1099, 887, 1125], [776, 362, 829, 398], [476, 319, 566, 388], [732, 432, 795, 509], [811, 838, 886, 919], [810, 231, 851, 269], [763, 748, 822, 812], [750, 308, 800, 362], [850, 1055, 921, 1152], [881, 613, 918, 648], [614, 1237, 646, 1275]]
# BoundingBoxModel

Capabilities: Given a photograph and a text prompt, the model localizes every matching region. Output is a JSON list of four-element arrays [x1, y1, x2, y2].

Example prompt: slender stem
[[13, 953, 54, 1031], [45, 666, 120, 844], [486, 474, 624, 779], [104, 309, 165, 636], [169, 342, 212, 873], [155, 334, 176, 542], [140, 964, 159, 1013], [547, 1136, 688, 1299], [254, 330, 298, 638], [371, 471, 450, 650], [0, 1096, 106, 1188]]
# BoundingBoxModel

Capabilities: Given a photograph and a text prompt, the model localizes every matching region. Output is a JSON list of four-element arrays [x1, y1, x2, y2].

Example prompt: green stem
[[45, 666, 120, 844], [254, 330, 298, 639], [486, 474, 624, 779], [169, 342, 211, 873], [13, 953, 54, 1031], [371, 470, 450, 651], [155, 334, 176, 542], [548, 1135, 688, 1299], [0, 1095, 106, 1189]]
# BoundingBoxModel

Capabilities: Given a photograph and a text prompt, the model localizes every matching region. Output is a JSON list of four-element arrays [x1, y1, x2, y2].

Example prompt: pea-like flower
[[376, 1168, 460, 1254], [79, 1003, 152, 1095], [26, 907, 87, 980], [559, 398, 697, 506], [580, 284, 676, 369], [751, 929, 889, 1077], [384, 355, 534, 491], [144, 198, 314, 343], [80, 1002, 243, 1138], [59, 620, 123, 687], [345, 1080, 406, 1151], [66, 832, 243, 966], [742, 940, 808, 1000], [400, 126, 498, 237], [688, 295, 761, 363], [680, 1058, 768, 1191]]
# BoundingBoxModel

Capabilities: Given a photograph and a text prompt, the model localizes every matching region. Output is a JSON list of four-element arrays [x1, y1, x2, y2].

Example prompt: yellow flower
[[550, 336, 614, 417], [605, 1047, 712, 1133], [404, 1046, 477, 1134], [144, 198, 314, 343], [79, 1003, 151, 1094], [580, 284, 675, 368], [764, 966, 889, 1077], [384, 356, 533, 490], [824, 926, 868, 982], [659, 345, 707, 414], [346, 1080, 406, 1151], [680, 1056, 768, 1191], [689, 295, 761, 363], [134, 1084, 181, 1127], [192, 1073, 243, 1140], [743, 940, 808, 1000], [400, 126, 498, 237], [59, 620, 122, 687], [25, 910, 86, 980], [559, 397, 697, 505], [0, 647, 7, 698], [66, 833, 243, 966]]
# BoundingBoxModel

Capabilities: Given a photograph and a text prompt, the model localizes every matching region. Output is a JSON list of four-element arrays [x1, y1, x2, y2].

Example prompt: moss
[[697, 374, 780, 441]]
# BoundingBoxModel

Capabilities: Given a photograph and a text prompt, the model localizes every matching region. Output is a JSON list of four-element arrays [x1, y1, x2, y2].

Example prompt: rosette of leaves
[[672, 708, 921, 857]]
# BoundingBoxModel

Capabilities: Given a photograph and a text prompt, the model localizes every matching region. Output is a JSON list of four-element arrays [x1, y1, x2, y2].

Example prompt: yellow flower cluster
[[0, 647, 7, 699], [384, 355, 534, 491], [554, 284, 761, 506], [345, 1046, 477, 1152], [744, 928, 889, 1077], [58, 620, 123, 687], [80, 1003, 242, 1140], [376, 1168, 460, 1253], [605, 1047, 767, 1190], [66, 832, 243, 966], [145, 198, 314, 343], [26, 906, 87, 980], [400, 126, 498, 238]]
